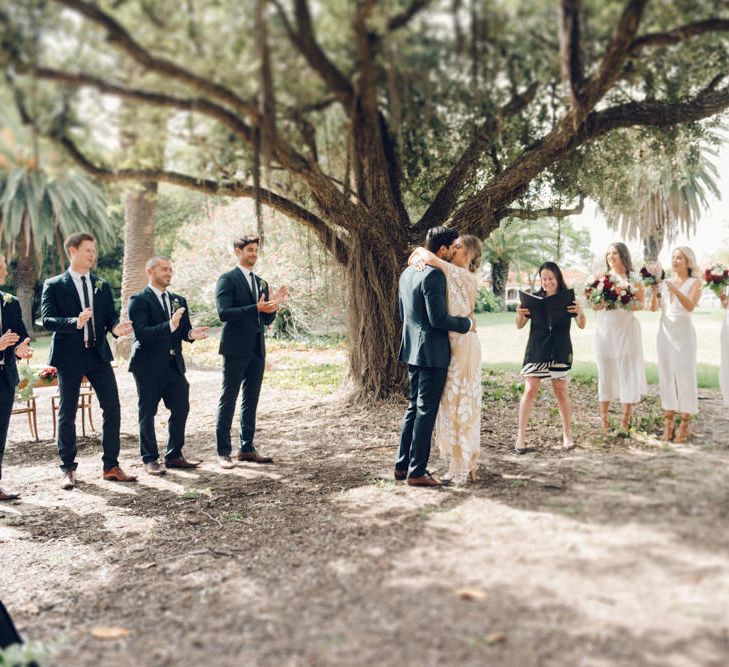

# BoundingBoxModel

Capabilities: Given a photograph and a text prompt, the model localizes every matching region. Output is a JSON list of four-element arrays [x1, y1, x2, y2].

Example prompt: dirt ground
[[1, 350, 728, 666]]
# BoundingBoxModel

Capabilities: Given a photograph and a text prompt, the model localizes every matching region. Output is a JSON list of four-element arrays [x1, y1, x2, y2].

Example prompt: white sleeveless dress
[[656, 277, 698, 414], [720, 293, 729, 407], [434, 263, 481, 484], [595, 272, 647, 404]]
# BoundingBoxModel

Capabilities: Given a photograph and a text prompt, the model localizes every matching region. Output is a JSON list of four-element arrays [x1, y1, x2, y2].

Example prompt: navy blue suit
[[41, 271, 122, 472], [128, 288, 194, 463], [0, 293, 29, 481], [396, 266, 471, 478], [214, 267, 275, 457]]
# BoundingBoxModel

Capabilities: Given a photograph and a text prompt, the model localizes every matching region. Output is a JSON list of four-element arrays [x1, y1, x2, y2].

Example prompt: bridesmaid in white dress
[[594, 243, 647, 434], [720, 288, 729, 407], [410, 236, 482, 484], [649, 247, 701, 442]]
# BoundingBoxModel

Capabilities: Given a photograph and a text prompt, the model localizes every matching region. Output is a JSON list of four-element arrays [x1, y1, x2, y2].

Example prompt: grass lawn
[[476, 308, 726, 389]]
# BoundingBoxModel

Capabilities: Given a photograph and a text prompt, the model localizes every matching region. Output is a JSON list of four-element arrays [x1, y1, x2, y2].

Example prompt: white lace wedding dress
[[434, 263, 482, 484]]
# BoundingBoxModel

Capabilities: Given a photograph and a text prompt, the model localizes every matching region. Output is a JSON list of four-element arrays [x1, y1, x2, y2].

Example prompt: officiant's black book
[[518, 288, 576, 326]]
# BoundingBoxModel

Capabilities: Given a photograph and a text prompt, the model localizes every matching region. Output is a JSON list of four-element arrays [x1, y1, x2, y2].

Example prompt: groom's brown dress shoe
[[237, 451, 273, 464], [394, 468, 407, 481], [165, 457, 200, 469], [103, 467, 138, 482], [407, 471, 444, 488]]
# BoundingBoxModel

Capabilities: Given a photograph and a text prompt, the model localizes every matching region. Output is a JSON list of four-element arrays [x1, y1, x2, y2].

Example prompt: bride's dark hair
[[605, 242, 633, 274]]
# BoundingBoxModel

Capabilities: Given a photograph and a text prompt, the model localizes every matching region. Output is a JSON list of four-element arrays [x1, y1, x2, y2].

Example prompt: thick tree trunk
[[642, 225, 665, 263], [15, 227, 38, 334], [115, 180, 157, 358], [491, 260, 508, 309], [345, 230, 408, 400]]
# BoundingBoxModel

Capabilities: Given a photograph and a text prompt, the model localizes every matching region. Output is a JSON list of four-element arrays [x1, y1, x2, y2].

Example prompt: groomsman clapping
[[41, 232, 135, 489], [128, 257, 209, 475]]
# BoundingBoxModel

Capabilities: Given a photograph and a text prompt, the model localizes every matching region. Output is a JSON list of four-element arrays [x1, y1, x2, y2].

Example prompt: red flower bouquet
[[704, 263, 729, 297]]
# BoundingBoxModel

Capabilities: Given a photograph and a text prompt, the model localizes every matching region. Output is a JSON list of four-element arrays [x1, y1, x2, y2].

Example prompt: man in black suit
[[396, 226, 474, 487], [41, 232, 136, 489], [215, 235, 288, 469], [128, 256, 209, 475], [0, 256, 33, 501]]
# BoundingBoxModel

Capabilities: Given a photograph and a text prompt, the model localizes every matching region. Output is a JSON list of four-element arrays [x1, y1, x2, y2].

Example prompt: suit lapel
[[144, 286, 167, 320], [234, 267, 255, 302]]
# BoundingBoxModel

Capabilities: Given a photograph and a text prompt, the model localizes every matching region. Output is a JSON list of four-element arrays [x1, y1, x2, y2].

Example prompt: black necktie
[[161, 292, 171, 320], [80, 276, 95, 347], [249, 272, 257, 300]]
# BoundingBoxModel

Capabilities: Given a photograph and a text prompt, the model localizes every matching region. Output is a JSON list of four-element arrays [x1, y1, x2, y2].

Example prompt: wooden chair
[[11, 393, 39, 442], [51, 378, 95, 438]]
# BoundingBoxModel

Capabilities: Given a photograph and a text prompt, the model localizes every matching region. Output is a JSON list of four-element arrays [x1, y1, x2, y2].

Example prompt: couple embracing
[[396, 226, 483, 487]]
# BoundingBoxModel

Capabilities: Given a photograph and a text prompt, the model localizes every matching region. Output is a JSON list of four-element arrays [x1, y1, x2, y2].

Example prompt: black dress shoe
[[237, 451, 273, 464], [394, 468, 407, 481], [165, 457, 200, 469]]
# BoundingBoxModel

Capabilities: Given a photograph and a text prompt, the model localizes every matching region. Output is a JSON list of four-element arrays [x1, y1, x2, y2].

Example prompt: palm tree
[[0, 114, 112, 331], [603, 139, 722, 262], [483, 219, 543, 308]]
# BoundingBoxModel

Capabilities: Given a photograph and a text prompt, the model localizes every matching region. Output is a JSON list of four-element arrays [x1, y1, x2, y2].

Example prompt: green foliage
[[474, 288, 501, 313], [0, 641, 52, 666]]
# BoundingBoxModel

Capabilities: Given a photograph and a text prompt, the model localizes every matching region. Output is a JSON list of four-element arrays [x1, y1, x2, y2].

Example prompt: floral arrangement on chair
[[15, 365, 59, 402]]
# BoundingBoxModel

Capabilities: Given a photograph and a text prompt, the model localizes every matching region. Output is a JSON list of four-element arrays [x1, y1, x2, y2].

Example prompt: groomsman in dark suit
[[0, 256, 33, 501], [41, 232, 136, 489], [215, 235, 288, 469], [396, 226, 474, 487], [128, 256, 209, 475]]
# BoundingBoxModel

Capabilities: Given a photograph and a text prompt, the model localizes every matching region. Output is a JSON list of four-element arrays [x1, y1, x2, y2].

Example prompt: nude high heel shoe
[[660, 411, 676, 441], [674, 415, 692, 443]]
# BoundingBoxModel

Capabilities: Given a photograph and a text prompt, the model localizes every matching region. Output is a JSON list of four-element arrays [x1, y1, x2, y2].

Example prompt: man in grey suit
[[396, 226, 474, 487]]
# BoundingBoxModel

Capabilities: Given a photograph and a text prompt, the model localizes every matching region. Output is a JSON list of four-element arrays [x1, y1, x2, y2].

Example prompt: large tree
[[2, 0, 729, 398]]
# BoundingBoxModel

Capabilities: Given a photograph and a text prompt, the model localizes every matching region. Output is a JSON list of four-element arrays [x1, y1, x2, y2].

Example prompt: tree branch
[[387, 0, 431, 32], [58, 133, 350, 264], [581, 0, 648, 105], [630, 18, 729, 52], [24, 65, 254, 143], [558, 0, 584, 108], [273, 0, 355, 108], [502, 195, 585, 220], [51, 0, 258, 119], [414, 82, 539, 234], [451, 82, 729, 237]]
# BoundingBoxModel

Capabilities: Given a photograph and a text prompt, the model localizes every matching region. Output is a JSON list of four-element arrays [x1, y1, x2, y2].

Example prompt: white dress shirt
[[148, 284, 176, 332], [237, 265, 258, 301], [68, 268, 95, 344]]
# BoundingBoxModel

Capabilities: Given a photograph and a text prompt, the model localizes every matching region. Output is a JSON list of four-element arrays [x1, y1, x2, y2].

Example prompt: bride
[[410, 235, 482, 484]]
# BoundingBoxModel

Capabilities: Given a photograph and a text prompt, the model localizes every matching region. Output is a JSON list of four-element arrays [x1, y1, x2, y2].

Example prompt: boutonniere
[[93, 277, 105, 294], [2, 293, 13, 305], [171, 298, 182, 312], [258, 278, 268, 293]]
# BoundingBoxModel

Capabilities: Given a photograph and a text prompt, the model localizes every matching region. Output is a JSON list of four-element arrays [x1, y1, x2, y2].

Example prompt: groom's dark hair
[[425, 226, 458, 253]]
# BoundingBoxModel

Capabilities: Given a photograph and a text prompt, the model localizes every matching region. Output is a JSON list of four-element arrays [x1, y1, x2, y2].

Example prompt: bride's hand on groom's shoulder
[[408, 248, 428, 272]]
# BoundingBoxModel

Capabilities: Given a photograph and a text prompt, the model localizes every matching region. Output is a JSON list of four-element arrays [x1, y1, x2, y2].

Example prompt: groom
[[396, 226, 474, 487]]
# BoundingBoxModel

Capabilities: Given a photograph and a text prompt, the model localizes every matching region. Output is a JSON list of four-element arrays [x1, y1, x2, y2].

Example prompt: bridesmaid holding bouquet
[[592, 243, 646, 434], [649, 247, 701, 442]]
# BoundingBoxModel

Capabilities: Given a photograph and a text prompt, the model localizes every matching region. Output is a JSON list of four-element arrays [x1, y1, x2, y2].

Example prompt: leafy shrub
[[474, 288, 502, 313]]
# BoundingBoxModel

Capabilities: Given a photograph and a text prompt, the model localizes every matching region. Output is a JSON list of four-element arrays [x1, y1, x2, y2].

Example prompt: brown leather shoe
[[218, 456, 235, 469], [237, 451, 273, 464], [103, 466, 138, 482], [394, 468, 407, 481], [0, 486, 20, 501], [60, 470, 76, 490], [407, 471, 444, 488], [144, 461, 166, 475], [165, 457, 200, 469]]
